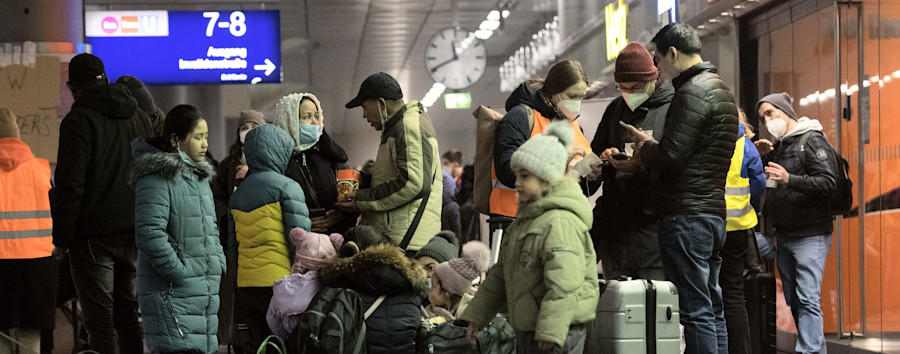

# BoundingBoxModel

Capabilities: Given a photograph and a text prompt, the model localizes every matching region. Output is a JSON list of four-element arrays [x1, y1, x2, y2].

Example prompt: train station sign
[[85, 10, 281, 85]]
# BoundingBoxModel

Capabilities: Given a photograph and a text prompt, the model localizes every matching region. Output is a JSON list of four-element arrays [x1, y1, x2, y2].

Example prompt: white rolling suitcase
[[591, 279, 680, 353]]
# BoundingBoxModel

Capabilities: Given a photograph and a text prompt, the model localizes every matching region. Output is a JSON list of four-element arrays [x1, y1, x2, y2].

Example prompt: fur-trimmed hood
[[129, 138, 215, 185], [273, 92, 325, 152], [318, 244, 428, 298]]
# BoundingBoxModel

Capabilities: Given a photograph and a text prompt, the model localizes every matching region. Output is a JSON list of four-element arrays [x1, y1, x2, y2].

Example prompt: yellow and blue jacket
[[228, 124, 310, 287]]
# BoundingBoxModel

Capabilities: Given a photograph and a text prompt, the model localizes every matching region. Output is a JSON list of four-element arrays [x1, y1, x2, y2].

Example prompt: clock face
[[424, 27, 487, 90]]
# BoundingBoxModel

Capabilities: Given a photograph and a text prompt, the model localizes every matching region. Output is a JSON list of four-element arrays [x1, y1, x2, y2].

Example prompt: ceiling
[[85, 0, 555, 150]]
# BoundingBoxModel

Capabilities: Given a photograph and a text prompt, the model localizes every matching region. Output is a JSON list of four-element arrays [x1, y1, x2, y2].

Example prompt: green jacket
[[131, 139, 225, 353], [356, 101, 442, 251], [228, 124, 310, 287], [460, 179, 598, 346]]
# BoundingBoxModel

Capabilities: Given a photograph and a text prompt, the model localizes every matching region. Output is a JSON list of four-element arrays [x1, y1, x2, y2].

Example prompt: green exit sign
[[444, 93, 472, 109]]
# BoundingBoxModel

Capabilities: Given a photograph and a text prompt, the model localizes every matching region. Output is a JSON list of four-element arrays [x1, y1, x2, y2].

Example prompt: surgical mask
[[297, 123, 323, 149], [622, 82, 655, 111], [426, 278, 432, 289], [378, 103, 389, 128], [239, 129, 250, 144], [555, 94, 581, 121], [766, 118, 788, 140]]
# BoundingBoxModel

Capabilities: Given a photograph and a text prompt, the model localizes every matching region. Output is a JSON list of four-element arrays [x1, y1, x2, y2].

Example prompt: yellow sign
[[605, 0, 628, 61]]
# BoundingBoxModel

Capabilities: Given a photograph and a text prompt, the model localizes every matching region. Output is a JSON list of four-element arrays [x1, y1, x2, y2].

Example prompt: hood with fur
[[318, 243, 428, 297], [129, 138, 215, 185], [273, 93, 324, 152]]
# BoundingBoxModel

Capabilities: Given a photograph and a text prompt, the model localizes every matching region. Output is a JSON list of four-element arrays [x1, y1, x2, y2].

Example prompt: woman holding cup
[[274, 93, 358, 234]]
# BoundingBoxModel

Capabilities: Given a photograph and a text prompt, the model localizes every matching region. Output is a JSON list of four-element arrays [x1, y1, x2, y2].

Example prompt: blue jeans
[[777, 234, 832, 354], [70, 236, 143, 354], [658, 214, 727, 354]]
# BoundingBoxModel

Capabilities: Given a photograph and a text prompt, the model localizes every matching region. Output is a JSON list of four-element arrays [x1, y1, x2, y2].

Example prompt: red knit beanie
[[614, 42, 658, 83]]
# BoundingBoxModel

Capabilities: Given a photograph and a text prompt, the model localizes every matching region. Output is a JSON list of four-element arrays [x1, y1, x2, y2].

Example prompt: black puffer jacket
[[763, 129, 836, 238], [318, 244, 428, 354], [638, 62, 738, 218], [284, 132, 355, 234], [53, 83, 153, 248], [494, 82, 564, 188], [587, 81, 673, 268]]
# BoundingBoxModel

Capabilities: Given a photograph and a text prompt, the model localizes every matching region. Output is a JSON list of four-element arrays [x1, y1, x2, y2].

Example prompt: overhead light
[[502, 10, 510, 18], [487, 10, 501, 21], [420, 83, 447, 108], [475, 30, 493, 40], [480, 19, 500, 31], [708, 18, 719, 23]]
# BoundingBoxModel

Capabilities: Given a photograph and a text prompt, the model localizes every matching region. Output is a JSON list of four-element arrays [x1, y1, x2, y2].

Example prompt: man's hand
[[623, 124, 651, 143], [310, 209, 344, 233], [334, 190, 358, 213], [609, 153, 643, 173], [755, 139, 774, 157], [765, 162, 789, 184], [598, 147, 619, 162], [536, 340, 559, 351], [235, 165, 249, 180], [466, 323, 483, 345]]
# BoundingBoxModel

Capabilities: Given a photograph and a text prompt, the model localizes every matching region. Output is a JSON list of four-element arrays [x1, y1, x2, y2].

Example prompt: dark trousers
[[515, 324, 585, 354], [237, 287, 275, 354], [70, 236, 143, 354], [719, 230, 751, 354]]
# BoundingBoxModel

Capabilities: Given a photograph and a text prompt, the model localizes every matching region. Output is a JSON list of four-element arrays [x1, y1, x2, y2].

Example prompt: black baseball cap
[[345, 72, 403, 108], [68, 53, 107, 83]]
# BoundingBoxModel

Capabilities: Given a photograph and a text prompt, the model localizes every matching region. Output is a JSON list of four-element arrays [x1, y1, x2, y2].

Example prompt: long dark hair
[[147, 104, 204, 153], [226, 128, 245, 164], [528, 60, 589, 96]]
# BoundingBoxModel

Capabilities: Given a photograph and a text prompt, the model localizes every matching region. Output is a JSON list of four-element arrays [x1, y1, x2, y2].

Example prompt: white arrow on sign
[[254, 59, 275, 76]]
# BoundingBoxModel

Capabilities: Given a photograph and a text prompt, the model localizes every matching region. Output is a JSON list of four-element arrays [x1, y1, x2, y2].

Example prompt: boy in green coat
[[460, 121, 599, 353]]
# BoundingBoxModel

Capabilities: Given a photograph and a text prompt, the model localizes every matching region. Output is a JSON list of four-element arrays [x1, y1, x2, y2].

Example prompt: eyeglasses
[[615, 83, 646, 93]]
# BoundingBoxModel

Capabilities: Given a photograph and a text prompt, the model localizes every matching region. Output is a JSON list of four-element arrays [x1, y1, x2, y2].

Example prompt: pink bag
[[266, 272, 323, 338]]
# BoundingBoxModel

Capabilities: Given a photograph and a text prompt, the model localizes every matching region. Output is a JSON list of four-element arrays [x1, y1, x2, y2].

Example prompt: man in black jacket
[[622, 24, 738, 354], [53, 54, 152, 354], [587, 42, 673, 281], [755, 92, 835, 354]]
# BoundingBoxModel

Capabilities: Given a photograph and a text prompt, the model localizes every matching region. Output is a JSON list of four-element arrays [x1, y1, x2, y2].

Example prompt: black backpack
[[795, 131, 853, 216], [288, 287, 385, 354]]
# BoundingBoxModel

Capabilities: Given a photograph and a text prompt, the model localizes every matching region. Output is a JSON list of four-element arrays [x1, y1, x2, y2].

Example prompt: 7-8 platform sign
[[86, 10, 281, 85]]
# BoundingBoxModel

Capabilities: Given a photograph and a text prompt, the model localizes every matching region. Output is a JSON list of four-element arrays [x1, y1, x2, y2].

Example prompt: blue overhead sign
[[85, 10, 280, 85]]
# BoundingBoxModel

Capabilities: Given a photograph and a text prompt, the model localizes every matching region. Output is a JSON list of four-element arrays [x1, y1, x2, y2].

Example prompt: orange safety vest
[[0, 140, 53, 259], [489, 109, 592, 217]]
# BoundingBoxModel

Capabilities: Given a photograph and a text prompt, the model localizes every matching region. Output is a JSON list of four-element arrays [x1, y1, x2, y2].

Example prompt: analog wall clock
[[424, 27, 487, 90]]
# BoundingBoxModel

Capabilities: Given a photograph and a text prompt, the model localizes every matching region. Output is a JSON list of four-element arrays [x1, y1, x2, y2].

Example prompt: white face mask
[[239, 129, 250, 144], [622, 82, 655, 111], [766, 118, 788, 140], [378, 102, 389, 128], [555, 94, 581, 121]]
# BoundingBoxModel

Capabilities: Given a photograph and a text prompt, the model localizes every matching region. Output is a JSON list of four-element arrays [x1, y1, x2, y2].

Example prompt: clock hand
[[430, 56, 458, 73]]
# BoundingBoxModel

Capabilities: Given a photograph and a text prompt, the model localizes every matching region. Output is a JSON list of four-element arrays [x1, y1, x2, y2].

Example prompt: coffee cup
[[336, 169, 360, 201]]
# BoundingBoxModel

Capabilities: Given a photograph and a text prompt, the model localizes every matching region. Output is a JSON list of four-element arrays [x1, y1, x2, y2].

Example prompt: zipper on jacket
[[296, 153, 320, 208], [163, 285, 186, 338]]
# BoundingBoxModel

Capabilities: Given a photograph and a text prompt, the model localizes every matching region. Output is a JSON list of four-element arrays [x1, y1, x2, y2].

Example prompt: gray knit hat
[[511, 120, 573, 182], [756, 92, 798, 121], [415, 230, 459, 264], [433, 241, 491, 296]]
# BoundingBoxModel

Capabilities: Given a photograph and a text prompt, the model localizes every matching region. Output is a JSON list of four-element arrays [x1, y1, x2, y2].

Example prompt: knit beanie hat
[[0, 108, 19, 139], [116, 75, 155, 114], [240, 109, 267, 127], [756, 92, 798, 121], [614, 42, 658, 83], [434, 241, 491, 296], [511, 120, 573, 182], [289, 228, 343, 274], [68, 53, 106, 83], [416, 230, 459, 264]]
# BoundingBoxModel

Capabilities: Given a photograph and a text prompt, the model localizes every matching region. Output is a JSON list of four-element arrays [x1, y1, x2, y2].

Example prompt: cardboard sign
[[0, 55, 61, 162]]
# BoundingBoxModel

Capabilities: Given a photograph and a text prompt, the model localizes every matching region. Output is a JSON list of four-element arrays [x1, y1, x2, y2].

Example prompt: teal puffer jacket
[[131, 139, 226, 354]]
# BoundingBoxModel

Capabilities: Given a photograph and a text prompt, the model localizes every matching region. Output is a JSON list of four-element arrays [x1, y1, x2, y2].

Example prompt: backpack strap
[[524, 104, 534, 131], [398, 167, 436, 251], [364, 295, 388, 320]]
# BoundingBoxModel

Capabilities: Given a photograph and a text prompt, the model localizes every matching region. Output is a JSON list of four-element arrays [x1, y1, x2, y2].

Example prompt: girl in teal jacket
[[131, 105, 226, 353]]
